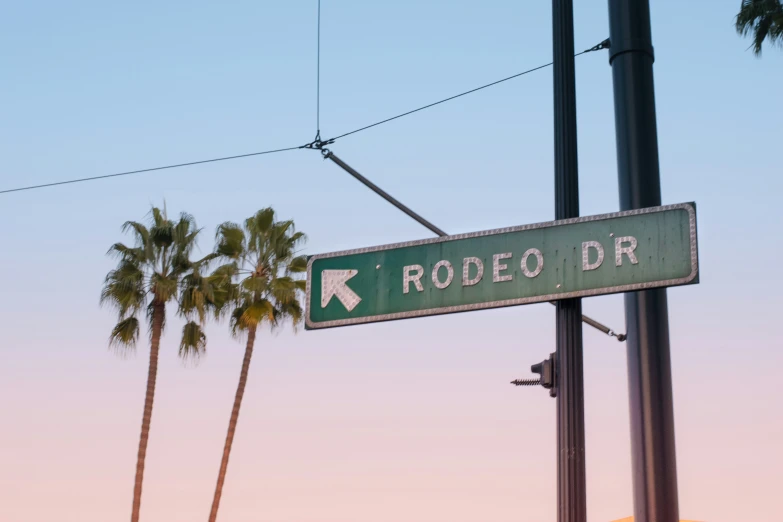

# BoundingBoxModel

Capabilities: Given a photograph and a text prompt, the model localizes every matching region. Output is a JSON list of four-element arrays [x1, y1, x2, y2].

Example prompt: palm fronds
[[736, 0, 783, 55]]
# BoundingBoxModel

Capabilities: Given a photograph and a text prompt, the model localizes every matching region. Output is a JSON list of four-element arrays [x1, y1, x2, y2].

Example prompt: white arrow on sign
[[321, 269, 362, 312]]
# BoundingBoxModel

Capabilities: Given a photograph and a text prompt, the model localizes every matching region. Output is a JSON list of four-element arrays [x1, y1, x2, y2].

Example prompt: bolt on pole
[[552, 0, 587, 520], [607, 1, 680, 521]]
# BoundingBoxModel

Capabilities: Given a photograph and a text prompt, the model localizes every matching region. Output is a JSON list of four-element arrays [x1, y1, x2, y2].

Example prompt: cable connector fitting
[[585, 38, 610, 53], [303, 137, 335, 151], [610, 331, 627, 342]]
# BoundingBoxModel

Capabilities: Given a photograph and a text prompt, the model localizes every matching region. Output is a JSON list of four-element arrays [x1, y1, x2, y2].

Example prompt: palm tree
[[101, 206, 211, 522], [736, 0, 783, 55], [207, 208, 307, 522]]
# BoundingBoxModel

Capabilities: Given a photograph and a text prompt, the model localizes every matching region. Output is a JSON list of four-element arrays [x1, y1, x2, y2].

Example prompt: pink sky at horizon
[[2, 291, 780, 521]]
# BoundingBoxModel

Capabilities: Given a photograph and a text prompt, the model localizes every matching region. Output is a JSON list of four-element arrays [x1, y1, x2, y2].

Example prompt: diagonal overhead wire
[[325, 61, 554, 142], [321, 39, 609, 144], [0, 145, 305, 195]]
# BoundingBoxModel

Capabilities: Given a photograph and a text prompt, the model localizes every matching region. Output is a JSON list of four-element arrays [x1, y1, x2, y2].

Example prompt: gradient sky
[[1, 1, 782, 521]]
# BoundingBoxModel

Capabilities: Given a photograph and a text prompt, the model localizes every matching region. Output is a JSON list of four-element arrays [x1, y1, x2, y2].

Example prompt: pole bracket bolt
[[512, 352, 557, 398]]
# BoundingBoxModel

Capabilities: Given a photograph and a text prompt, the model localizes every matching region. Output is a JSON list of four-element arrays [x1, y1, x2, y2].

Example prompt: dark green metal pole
[[607, 1, 679, 521], [553, 0, 586, 520]]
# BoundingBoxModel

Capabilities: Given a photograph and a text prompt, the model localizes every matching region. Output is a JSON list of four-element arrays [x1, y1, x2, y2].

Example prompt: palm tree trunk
[[208, 326, 257, 522], [131, 301, 164, 522]]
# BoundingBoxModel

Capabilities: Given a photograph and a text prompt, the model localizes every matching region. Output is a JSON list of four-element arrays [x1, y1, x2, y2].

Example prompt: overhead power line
[[315, 0, 322, 140], [0, 146, 304, 195], [0, 40, 608, 196], [324, 61, 554, 142], [321, 39, 609, 143]]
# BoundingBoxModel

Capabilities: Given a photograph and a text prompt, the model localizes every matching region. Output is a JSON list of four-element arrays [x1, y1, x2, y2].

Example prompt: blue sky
[[1, 1, 782, 521]]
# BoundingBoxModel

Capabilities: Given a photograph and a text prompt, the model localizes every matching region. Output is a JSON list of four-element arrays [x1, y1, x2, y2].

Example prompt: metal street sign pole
[[552, 0, 586, 520], [608, 1, 680, 521]]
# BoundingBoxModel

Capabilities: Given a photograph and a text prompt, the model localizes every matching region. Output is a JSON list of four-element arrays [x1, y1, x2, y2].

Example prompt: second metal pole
[[552, 0, 586, 521], [607, 1, 680, 521]]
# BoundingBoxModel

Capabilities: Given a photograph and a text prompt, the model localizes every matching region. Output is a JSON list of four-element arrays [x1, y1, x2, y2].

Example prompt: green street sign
[[305, 203, 698, 330]]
